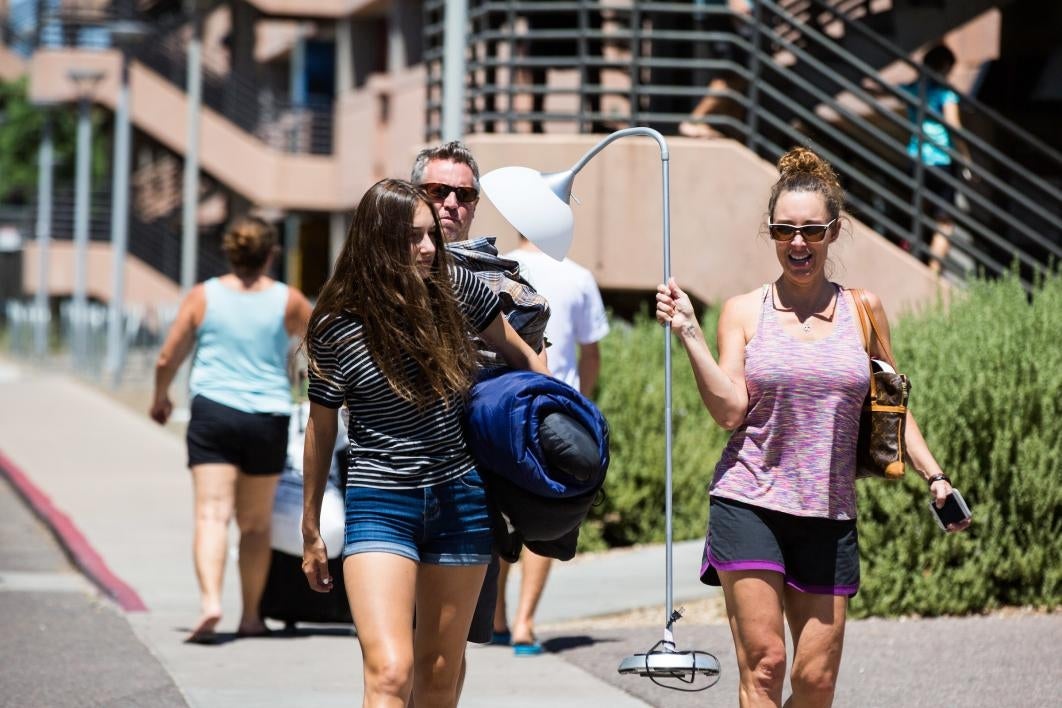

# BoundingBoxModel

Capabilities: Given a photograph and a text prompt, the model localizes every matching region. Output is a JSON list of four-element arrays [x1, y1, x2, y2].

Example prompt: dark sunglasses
[[767, 219, 837, 242], [421, 182, 479, 204]]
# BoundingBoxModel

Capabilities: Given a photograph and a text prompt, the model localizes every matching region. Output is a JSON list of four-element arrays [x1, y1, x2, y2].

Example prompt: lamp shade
[[481, 166, 574, 260]]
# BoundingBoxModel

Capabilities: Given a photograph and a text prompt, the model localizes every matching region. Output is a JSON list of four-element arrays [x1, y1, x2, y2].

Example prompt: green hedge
[[586, 274, 1062, 617]]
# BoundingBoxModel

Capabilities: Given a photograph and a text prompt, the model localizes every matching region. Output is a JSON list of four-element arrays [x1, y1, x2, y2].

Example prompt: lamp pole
[[441, 0, 467, 140], [69, 68, 105, 372], [180, 0, 203, 293], [482, 128, 676, 622], [480, 128, 719, 683], [33, 112, 54, 358], [104, 20, 146, 386], [565, 129, 677, 633]]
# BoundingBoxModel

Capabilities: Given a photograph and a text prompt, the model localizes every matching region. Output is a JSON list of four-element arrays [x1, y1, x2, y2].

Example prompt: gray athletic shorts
[[700, 495, 860, 597]]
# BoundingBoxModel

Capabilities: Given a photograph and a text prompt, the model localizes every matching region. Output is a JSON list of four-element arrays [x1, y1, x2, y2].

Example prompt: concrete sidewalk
[[0, 361, 699, 707]]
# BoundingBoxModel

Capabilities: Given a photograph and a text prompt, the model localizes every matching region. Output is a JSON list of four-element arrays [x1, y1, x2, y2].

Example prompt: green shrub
[[585, 305, 729, 552], [852, 273, 1061, 617], [587, 275, 1062, 617]]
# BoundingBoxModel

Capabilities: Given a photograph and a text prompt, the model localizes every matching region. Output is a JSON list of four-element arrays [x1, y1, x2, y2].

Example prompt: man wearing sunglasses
[[411, 142, 482, 243]]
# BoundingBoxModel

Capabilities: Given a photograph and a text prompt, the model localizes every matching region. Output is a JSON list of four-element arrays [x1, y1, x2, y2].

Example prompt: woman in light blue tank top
[[655, 148, 969, 706], [150, 217, 312, 643]]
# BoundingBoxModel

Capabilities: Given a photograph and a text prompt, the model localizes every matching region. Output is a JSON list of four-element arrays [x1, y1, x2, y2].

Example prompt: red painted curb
[[0, 449, 148, 612]]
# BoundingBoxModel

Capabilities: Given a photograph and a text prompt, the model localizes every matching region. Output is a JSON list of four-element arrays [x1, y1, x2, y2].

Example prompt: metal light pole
[[33, 112, 55, 358], [104, 20, 147, 386], [480, 129, 721, 687], [441, 0, 467, 140], [180, 0, 203, 293], [68, 68, 105, 371]]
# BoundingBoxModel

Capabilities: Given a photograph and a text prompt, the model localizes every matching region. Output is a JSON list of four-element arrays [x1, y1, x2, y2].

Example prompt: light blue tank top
[[189, 278, 293, 415]]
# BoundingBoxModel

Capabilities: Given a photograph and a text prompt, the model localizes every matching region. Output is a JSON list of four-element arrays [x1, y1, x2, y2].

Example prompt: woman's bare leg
[[188, 463, 237, 641], [411, 563, 488, 708], [928, 219, 954, 274], [782, 588, 847, 708], [345, 552, 418, 708], [719, 569, 788, 708], [233, 471, 281, 635], [511, 550, 552, 645]]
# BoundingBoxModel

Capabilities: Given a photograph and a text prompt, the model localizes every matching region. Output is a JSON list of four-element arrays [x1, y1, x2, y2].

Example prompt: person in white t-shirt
[[493, 235, 610, 655]]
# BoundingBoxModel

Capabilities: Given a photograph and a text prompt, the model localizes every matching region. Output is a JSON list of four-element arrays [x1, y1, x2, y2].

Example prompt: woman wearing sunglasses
[[656, 147, 967, 707], [301, 179, 547, 708]]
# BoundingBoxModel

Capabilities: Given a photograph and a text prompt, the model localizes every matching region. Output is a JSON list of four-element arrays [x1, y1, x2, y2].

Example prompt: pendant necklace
[[775, 282, 834, 335]]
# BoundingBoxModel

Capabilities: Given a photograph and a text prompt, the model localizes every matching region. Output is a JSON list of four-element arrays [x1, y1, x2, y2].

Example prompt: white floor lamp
[[481, 128, 720, 690]]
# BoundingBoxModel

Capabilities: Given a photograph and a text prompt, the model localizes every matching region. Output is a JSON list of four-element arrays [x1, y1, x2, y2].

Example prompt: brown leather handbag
[[852, 290, 909, 480]]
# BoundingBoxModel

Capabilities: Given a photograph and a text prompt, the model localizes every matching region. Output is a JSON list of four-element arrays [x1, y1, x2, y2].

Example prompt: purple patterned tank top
[[710, 284, 870, 520]]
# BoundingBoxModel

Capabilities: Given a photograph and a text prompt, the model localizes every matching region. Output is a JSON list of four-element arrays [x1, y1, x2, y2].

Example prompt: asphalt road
[[545, 613, 1062, 707], [0, 474, 188, 708]]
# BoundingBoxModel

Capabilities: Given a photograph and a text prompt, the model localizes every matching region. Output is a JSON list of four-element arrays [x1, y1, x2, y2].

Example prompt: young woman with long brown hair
[[300, 179, 548, 708]]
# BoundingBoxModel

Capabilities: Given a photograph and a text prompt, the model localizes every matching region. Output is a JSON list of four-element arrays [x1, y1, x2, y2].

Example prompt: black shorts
[[915, 162, 957, 219], [186, 395, 289, 475], [700, 496, 860, 597]]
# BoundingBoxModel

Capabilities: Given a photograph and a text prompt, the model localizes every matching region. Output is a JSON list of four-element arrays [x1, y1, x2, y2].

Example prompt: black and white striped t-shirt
[[307, 266, 501, 489]]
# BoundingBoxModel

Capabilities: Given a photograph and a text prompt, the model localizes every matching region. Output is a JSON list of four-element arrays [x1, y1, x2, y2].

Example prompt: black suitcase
[[260, 550, 353, 631]]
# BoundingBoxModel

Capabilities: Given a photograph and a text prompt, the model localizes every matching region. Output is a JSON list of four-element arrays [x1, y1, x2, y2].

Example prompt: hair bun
[[777, 147, 832, 181], [222, 216, 278, 272], [776, 147, 842, 197], [767, 146, 846, 222]]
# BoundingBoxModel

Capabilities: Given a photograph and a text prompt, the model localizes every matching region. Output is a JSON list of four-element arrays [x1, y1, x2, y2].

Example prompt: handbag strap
[[851, 289, 897, 368]]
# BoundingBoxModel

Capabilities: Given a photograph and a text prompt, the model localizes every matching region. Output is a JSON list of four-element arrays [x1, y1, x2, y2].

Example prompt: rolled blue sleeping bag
[[464, 369, 609, 498]]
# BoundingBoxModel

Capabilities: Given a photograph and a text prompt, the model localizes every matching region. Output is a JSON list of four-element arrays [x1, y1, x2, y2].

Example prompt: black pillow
[[539, 412, 599, 484]]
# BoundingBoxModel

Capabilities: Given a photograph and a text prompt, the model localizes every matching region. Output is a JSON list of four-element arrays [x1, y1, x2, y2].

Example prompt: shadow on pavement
[[173, 625, 356, 646], [543, 634, 623, 653]]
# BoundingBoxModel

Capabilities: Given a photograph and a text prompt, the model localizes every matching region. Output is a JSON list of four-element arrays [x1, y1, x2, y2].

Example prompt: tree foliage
[[0, 77, 110, 203]]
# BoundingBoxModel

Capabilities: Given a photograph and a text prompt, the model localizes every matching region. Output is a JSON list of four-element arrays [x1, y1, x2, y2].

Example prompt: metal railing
[[17, 190, 229, 283], [10, 3, 334, 155], [424, 0, 1061, 287], [135, 30, 335, 155], [743, 0, 1061, 286], [4, 296, 178, 383]]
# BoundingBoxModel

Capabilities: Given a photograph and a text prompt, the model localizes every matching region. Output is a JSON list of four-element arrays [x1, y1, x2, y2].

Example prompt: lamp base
[[618, 610, 721, 690], [617, 648, 721, 678]]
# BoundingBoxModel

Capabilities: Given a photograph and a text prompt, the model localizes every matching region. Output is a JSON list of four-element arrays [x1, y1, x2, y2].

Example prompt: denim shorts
[[342, 468, 493, 566]]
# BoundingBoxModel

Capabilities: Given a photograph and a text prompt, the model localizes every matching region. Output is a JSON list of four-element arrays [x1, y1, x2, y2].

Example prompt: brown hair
[[767, 147, 845, 222], [305, 179, 480, 410], [222, 216, 278, 274]]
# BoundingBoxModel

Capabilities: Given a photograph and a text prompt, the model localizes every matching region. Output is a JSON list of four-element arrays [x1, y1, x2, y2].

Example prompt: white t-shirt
[[505, 247, 610, 390]]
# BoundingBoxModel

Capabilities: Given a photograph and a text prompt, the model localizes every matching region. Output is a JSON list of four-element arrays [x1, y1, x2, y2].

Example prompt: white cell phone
[[929, 489, 971, 530]]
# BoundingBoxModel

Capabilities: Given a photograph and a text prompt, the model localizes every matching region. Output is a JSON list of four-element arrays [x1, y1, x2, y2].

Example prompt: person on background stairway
[[901, 43, 976, 275]]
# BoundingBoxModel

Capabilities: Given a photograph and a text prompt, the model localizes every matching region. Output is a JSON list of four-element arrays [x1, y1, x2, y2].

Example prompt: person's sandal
[[513, 638, 543, 656], [490, 630, 512, 646]]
